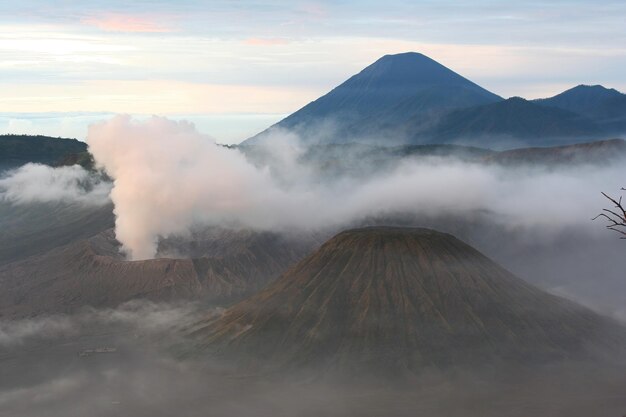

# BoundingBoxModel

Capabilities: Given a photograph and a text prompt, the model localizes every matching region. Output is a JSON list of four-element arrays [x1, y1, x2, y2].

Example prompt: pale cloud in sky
[[0, 112, 284, 144], [245, 38, 290, 46], [0, 1, 624, 142], [0, 79, 318, 114], [81, 13, 175, 33]]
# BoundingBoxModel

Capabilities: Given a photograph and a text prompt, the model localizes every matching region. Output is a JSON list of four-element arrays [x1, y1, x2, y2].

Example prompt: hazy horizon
[[1, 0, 626, 142], [1, 3, 626, 416]]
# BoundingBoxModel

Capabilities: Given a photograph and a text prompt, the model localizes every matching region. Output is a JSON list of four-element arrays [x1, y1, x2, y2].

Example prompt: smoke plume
[[87, 115, 626, 260]]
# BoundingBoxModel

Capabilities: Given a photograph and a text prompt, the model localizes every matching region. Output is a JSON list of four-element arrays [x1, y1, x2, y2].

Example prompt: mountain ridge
[[243, 53, 624, 148], [424, 96, 604, 146], [0, 134, 86, 171], [535, 84, 626, 132]]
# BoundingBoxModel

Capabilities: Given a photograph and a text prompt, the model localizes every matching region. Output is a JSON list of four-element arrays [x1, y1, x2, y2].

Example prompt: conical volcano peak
[[359, 52, 480, 87], [243, 52, 501, 145], [188, 227, 624, 375], [380, 51, 429, 60]]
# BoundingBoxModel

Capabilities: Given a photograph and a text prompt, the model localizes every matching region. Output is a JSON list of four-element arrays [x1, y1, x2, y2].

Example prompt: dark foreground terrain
[[1, 228, 625, 416], [1, 300, 625, 417]]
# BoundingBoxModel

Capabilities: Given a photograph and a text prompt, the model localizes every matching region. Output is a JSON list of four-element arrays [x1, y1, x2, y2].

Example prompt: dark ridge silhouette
[[535, 84, 626, 131], [424, 97, 604, 146], [482, 138, 626, 165], [0, 134, 86, 171]]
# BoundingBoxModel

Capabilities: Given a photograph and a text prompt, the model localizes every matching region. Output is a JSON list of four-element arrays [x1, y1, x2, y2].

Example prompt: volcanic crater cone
[[189, 227, 624, 373]]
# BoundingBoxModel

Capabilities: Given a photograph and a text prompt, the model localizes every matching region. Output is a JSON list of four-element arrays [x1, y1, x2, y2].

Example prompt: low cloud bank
[[0, 163, 111, 206], [86, 116, 626, 260]]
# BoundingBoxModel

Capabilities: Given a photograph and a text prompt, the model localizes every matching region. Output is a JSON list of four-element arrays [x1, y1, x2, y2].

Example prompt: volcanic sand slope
[[0, 228, 320, 319], [0, 201, 115, 266], [189, 227, 625, 374]]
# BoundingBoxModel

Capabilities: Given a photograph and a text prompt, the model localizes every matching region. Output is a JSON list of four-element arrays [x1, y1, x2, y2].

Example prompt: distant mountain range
[[241, 138, 626, 182], [535, 84, 626, 131], [244, 52, 625, 148], [482, 138, 626, 166], [4, 132, 623, 182], [426, 97, 602, 147]]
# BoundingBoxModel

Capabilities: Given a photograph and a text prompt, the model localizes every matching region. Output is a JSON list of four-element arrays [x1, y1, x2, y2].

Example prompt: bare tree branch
[[593, 188, 626, 239]]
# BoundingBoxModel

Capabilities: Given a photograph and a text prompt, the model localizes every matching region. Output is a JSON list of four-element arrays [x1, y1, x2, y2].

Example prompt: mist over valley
[[1, 16, 626, 416]]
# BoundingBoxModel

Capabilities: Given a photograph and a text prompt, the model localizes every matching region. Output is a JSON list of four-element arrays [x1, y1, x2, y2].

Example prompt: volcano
[[244, 52, 501, 146], [189, 227, 624, 374]]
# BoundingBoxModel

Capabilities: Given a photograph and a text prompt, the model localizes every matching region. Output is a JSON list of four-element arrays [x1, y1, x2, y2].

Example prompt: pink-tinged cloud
[[82, 14, 173, 33], [245, 38, 289, 46], [298, 2, 328, 18]]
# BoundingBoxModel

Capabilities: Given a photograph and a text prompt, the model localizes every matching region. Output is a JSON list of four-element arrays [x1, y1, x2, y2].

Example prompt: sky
[[0, 0, 625, 143]]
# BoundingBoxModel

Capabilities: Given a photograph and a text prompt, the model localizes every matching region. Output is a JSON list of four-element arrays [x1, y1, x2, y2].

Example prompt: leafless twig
[[593, 188, 626, 239]]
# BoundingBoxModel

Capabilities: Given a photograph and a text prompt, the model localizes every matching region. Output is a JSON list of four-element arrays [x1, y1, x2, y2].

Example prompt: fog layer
[[86, 115, 625, 260], [1, 301, 625, 417]]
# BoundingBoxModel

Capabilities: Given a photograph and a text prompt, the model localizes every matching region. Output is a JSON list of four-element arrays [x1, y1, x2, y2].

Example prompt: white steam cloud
[[87, 115, 294, 260], [0, 163, 111, 205], [87, 115, 626, 260]]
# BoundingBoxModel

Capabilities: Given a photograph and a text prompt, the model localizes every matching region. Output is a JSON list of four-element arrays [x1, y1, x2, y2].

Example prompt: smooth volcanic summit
[[189, 227, 624, 374], [244, 52, 501, 145]]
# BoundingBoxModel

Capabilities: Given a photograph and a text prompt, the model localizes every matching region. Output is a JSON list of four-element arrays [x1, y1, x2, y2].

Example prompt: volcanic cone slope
[[0, 228, 319, 318], [189, 227, 624, 373]]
